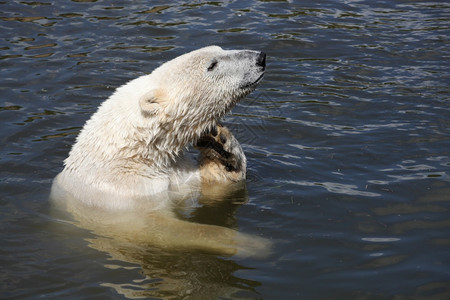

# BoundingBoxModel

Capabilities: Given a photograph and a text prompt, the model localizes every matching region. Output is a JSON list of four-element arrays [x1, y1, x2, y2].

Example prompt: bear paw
[[196, 124, 246, 184]]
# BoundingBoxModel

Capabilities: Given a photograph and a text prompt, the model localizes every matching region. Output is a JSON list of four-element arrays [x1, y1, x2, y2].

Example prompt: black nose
[[256, 51, 266, 69]]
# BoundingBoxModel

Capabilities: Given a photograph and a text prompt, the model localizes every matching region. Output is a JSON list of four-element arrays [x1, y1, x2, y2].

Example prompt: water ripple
[[1, 0, 449, 299], [282, 180, 381, 197]]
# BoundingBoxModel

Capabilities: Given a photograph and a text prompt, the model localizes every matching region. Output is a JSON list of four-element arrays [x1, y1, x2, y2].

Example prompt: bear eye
[[207, 59, 218, 71]]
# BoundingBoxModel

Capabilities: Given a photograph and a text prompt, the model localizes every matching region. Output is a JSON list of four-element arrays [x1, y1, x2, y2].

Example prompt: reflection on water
[[91, 238, 262, 299], [1, 0, 449, 299], [56, 196, 264, 299]]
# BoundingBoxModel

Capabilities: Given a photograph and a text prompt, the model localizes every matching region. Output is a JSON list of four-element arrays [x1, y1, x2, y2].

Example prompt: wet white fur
[[52, 46, 263, 211]]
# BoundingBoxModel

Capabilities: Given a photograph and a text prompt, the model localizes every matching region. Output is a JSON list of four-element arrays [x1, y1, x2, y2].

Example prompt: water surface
[[1, 0, 449, 299]]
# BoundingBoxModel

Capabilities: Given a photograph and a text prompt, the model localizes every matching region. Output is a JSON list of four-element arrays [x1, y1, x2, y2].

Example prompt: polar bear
[[50, 46, 269, 257]]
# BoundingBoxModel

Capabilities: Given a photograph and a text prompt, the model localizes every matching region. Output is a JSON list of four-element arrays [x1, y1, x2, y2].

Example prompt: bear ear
[[139, 90, 161, 116]]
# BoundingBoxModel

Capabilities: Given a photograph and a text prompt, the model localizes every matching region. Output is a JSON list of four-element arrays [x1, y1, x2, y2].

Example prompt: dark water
[[1, 0, 449, 299]]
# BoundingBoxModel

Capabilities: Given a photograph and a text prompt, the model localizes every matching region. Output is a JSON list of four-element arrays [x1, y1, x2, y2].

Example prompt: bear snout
[[256, 51, 266, 70]]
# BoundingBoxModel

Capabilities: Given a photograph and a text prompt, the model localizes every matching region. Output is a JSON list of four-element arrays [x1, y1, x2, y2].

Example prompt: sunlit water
[[1, 0, 449, 299]]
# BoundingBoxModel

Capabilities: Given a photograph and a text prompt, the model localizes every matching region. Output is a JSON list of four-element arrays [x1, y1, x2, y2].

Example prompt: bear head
[[139, 45, 266, 137]]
